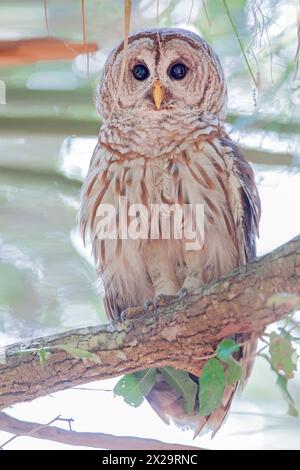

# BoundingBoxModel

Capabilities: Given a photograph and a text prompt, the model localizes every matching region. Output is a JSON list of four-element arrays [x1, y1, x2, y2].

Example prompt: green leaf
[[288, 405, 298, 418], [216, 339, 240, 363], [159, 367, 198, 414], [199, 358, 225, 417], [269, 332, 298, 379], [53, 344, 99, 362], [37, 347, 50, 365], [276, 374, 298, 418], [278, 327, 300, 342], [225, 358, 242, 386], [113, 368, 156, 407], [260, 351, 298, 417], [132, 369, 157, 397], [114, 374, 144, 407]]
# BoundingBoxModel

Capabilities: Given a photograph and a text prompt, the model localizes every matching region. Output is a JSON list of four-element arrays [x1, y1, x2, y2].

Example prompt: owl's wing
[[79, 141, 102, 246], [221, 136, 261, 263], [79, 142, 120, 321], [193, 137, 262, 436]]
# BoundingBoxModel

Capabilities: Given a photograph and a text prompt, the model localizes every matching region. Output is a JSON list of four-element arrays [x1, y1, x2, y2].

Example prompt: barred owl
[[79, 28, 261, 435]]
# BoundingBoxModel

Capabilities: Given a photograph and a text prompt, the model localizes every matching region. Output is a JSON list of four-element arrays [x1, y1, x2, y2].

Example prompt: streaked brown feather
[[79, 28, 261, 437]]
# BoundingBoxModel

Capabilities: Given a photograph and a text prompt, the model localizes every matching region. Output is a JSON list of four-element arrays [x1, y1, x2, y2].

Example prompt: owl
[[79, 28, 261, 435]]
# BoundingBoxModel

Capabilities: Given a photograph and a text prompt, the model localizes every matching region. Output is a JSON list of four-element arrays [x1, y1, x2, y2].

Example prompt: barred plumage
[[79, 28, 261, 435]]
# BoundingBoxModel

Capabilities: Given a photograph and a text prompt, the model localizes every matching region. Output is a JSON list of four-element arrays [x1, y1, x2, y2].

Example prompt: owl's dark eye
[[132, 64, 150, 81], [169, 63, 187, 80]]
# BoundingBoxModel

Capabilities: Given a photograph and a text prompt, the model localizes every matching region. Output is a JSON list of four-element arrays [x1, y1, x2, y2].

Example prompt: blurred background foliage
[[0, 0, 300, 449]]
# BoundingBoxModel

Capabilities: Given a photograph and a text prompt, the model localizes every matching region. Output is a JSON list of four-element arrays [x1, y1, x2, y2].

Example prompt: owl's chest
[[146, 158, 178, 202], [132, 144, 228, 208], [103, 140, 231, 228]]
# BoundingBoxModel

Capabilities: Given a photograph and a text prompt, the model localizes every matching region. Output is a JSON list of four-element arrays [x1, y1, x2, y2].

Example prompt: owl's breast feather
[[100, 109, 223, 160]]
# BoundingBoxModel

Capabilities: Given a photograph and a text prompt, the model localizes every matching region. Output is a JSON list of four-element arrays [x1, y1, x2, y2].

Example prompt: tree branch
[[0, 37, 98, 66], [0, 412, 200, 450], [1, 235, 300, 411]]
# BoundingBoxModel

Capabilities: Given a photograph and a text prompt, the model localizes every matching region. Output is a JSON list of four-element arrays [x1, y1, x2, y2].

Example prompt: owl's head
[[98, 28, 227, 122]]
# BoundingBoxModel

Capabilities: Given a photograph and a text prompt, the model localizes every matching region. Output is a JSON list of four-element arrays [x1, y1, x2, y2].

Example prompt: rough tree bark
[[1, 235, 300, 411]]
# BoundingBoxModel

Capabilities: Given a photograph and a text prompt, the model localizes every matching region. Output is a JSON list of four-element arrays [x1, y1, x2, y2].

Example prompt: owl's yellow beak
[[152, 80, 165, 110]]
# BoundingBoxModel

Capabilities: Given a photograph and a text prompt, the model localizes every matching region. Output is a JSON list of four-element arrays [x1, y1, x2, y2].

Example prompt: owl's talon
[[120, 306, 144, 321], [155, 294, 177, 306], [120, 310, 127, 322], [144, 300, 155, 314], [143, 294, 177, 314], [178, 287, 188, 302]]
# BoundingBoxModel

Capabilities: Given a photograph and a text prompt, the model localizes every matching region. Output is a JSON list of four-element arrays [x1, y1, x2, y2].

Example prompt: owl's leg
[[120, 242, 179, 321], [126, 241, 180, 315], [180, 249, 205, 295], [144, 241, 180, 301]]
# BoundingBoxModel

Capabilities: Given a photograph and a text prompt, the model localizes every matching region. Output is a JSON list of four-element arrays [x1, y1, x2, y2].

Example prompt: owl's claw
[[120, 309, 127, 322], [120, 293, 180, 321], [155, 294, 177, 306], [144, 294, 177, 314], [120, 306, 144, 321], [144, 300, 156, 314], [178, 287, 188, 303]]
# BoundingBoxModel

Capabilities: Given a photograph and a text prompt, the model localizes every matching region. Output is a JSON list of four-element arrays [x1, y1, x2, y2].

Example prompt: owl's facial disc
[[98, 29, 227, 121]]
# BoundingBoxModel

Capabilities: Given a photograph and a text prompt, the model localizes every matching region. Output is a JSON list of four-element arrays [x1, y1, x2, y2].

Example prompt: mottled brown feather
[[79, 28, 261, 437]]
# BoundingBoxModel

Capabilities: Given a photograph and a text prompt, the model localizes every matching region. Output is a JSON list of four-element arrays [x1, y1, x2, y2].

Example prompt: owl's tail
[[146, 337, 256, 437]]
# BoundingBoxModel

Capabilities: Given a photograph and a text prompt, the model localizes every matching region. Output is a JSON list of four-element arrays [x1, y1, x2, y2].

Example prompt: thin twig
[[156, 0, 162, 53], [43, 0, 49, 35], [295, 0, 300, 78], [223, 0, 257, 86], [57, 416, 74, 432], [255, 343, 268, 356], [109, 0, 132, 118], [187, 0, 195, 25], [287, 320, 300, 334], [0, 414, 62, 450], [253, 0, 273, 82], [202, 0, 211, 25], [0, 412, 201, 450], [81, 0, 89, 77]]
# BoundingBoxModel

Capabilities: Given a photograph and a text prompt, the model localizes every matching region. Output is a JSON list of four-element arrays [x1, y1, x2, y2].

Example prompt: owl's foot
[[155, 293, 178, 306], [120, 306, 144, 321], [119, 300, 159, 320], [120, 293, 179, 321], [177, 287, 188, 302], [143, 298, 161, 315], [144, 294, 178, 314]]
